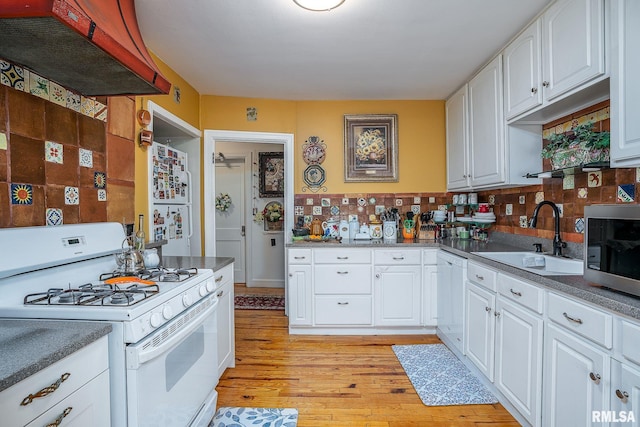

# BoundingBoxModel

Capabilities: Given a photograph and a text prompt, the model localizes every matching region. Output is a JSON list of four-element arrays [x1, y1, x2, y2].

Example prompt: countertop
[[0, 320, 112, 392], [162, 256, 234, 271], [288, 238, 640, 321]]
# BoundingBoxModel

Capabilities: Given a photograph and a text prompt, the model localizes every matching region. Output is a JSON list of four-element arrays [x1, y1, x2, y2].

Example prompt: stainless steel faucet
[[529, 201, 567, 256]]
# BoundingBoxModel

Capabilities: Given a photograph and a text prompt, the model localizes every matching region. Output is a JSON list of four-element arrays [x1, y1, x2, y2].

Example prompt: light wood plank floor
[[220, 286, 519, 427]]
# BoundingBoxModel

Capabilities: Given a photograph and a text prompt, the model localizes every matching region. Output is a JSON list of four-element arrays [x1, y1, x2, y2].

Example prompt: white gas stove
[[0, 223, 219, 426]]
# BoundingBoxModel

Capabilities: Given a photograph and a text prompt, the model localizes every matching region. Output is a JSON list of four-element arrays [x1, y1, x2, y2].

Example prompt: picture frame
[[344, 114, 398, 182], [259, 152, 284, 197]]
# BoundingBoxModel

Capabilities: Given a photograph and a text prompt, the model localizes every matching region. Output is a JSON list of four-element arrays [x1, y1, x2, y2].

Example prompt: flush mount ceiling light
[[293, 0, 345, 11]]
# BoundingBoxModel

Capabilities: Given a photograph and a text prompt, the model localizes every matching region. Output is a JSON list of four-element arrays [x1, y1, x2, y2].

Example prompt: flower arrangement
[[541, 121, 610, 169], [262, 201, 284, 222], [215, 193, 232, 212], [355, 128, 386, 163]]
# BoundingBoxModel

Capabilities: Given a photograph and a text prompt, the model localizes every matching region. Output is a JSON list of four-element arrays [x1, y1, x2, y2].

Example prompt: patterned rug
[[234, 295, 285, 310], [210, 407, 298, 427], [392, 343, 498, 406]]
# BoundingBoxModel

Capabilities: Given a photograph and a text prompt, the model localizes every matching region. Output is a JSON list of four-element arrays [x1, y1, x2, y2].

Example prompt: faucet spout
[[530, 200, 566, 256]]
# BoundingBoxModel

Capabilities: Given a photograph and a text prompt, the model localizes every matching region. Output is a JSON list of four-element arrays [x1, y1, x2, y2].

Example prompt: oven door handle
[[126, 296, 218, 369]]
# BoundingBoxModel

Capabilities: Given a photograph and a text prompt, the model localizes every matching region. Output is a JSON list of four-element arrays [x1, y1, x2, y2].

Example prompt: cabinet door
[[542, 0, 605, 102], [504, 19, 543, 119], [216, 278, 235, 378], [445, 84, 470, 190], [611, 359, 640, 427], [495, 298, 543, 426], [543, 323, 609, 427], [374, 265, 421, 326], [468, 55, 505, 188], [611, 0, 640, 167], [288, 265, 312, 326], [422, 265, 438, 327], [465, 282, 496, 381]]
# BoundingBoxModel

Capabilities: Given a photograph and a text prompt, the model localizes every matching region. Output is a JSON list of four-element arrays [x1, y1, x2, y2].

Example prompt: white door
[[215, 158, 247, 283], [465, 281, 496, 381], [445, 84, 469, 190]]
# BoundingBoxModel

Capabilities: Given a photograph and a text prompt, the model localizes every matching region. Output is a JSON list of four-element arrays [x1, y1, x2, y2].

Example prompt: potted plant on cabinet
[[541, 121, 610, 170]]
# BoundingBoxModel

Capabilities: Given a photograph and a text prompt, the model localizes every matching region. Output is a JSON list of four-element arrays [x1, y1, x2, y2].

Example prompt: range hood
[[0, 0, 171, 96]]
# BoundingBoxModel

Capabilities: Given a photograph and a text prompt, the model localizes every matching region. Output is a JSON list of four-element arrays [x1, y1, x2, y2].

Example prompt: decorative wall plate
[[303, 164, 326, 187], [302, 136, 327, 165]]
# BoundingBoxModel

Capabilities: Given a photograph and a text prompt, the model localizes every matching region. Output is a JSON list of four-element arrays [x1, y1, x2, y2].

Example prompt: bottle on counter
[[135, 214, 146, 251]]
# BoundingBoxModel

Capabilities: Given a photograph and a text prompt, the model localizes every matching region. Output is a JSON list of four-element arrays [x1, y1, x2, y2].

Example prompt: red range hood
[[0, 0, 171, 96]]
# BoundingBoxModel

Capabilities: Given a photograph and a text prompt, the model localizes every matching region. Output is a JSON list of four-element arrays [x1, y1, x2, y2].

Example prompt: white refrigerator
[[150, 141, 192, 256]]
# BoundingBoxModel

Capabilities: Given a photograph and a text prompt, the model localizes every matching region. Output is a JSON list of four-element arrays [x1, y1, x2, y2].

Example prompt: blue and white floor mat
[[392, 343, 498, 406], [210, 407, 298, 427]]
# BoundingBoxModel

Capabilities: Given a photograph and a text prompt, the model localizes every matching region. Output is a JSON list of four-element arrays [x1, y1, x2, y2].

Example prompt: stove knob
[[206, 280, 215, 293], [162, 305, 174, 320], [182, 294, 193, 307], [199, 285, 208, 297], [150, 312, 163, 328]]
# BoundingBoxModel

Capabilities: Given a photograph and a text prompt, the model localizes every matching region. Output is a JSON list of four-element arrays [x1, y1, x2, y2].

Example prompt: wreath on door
[[215, 193, 232, 212]]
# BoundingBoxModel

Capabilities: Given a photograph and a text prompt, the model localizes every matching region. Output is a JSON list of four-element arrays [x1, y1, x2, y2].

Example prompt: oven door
[[126, 294, 218, 427]]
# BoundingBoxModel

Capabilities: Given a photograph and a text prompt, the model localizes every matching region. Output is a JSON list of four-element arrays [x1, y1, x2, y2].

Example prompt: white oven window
[[126, 296, 218, 427]]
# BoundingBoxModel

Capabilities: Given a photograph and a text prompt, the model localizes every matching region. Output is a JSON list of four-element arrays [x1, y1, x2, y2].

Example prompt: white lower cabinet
[[374, 265, 421, 326], [422, 264, 438, 326], [287, 249, 312, 326], [465, 281, 496, 381], [611, 359, 640, 427], [215, 264, 236, 378]]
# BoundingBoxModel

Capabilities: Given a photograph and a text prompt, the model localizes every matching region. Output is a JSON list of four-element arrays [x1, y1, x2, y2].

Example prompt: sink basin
[[471, 251, 584, 276]]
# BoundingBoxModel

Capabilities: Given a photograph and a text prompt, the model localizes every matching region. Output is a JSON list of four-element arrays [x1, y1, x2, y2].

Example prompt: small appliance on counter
[[354, 223, 371, 240]]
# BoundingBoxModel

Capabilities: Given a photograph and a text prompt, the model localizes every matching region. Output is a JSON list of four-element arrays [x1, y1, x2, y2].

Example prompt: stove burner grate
[[24, 283, 160, 307]]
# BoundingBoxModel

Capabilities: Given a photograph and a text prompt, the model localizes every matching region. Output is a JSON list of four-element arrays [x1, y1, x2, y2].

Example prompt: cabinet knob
[[542, 81, 550, 88], [375, 273, 380, 278], [589, 372, 601, 385], [531, 87, 538, 94], [288, 273, 293, 277], [494, 311, 501, 318], [485, 306, 492, 313], [616, 389, 629, 403]]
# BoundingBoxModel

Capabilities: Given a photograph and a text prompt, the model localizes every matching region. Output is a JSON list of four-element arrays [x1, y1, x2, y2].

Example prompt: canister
[[370, 220, 383, 239]]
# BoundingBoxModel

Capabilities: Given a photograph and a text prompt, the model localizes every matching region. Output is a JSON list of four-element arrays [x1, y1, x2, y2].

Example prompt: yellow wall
[[201, 96, 446, 193]]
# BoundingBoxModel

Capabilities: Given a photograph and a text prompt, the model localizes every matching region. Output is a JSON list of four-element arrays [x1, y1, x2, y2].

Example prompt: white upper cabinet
[[445, 84, 470, 190], [610, 0, 640, 167], [503, 0, 606, 122]]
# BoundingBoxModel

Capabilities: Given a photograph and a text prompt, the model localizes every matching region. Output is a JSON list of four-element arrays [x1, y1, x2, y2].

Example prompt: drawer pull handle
[[393, 256, 405, 260], [336, 256, 349, 260], [217, 290, 224, 297], [215, 275, 223, 283], [46, 407, 72, 427], [337, 302, 349, 305], [337, 271, 349, 275], [475, 274, 484, 280], [616, 389, 629, 403], [510, 289, 522, 297], [589, 372, 601, 385], [294, 256, 306, 260], [563, 312, 583, 325], [21, 373, 70, 406]]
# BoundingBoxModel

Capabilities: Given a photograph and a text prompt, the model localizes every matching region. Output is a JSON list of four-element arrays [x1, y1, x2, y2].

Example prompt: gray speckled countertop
[[0, 320, 112, 392], [162, 256, 234, 271], [287, 238, 640, 321]]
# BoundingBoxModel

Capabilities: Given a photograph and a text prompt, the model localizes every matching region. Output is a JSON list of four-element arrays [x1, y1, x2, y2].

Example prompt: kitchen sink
[[471, 251, 584, 276]]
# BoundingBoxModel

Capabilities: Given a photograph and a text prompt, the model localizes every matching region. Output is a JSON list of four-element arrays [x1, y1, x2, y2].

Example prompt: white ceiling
[[134, 0, 552, 101]]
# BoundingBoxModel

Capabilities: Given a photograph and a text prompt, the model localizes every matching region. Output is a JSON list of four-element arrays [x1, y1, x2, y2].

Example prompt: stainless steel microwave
[[584, 204, 640, 298]]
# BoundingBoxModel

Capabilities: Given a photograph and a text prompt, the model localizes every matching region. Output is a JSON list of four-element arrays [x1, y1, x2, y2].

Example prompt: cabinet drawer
[[374, 249, 421, 265], [0, 336, 109, 427], [422, 249, 438, 265], [314, 265, 372, 294], [315, 296, 373, 325], [288, 248, 311, 264], [213, 264, 233, 290], [314, 248, 371, 264], [622, 320, 640, 367], [547, 292, 613, 349], [498, 273, 544, 314], [467, 261, 497, 291]]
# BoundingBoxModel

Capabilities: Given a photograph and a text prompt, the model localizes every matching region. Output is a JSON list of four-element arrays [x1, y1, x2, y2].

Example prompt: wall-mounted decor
[[259, 152, 284, 197], [344, 114, 398, 182], [301, 136, 328, 192]]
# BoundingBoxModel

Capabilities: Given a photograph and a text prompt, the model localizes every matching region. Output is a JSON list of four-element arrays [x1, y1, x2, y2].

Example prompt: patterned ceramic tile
[[303, 215, 312, 225], [79, 148, 93, 168], [357, 205, 364, 213], [64, 186, 79, 205], [519, 215, 528, 228], [46, 208, 63, 226], [0, 132, 7, 150], [321, 198, 330, 207], [330, 205, 340, 216], [246, 107, 257, 121], [66, 90, 81, 112], [618, 184, 635, 203], [29, 72, 49, 100], [575, 217, 585, 233], [294, 205, 304, 216], [49, 82, 67, 106], [11, 184, 33, 205], [395, 199, 403, 206], [341, 197, 349, 205], [45, 141, 63, 164], [563, 175, 575, 190], [636, 167, 640, 182], [22, 69, 30, 92], [306, 198, 314, 205], [0, 60, 25, 90], [81, 96, 95, 117], [413, 196, 421, 204], [94, 171, 106, 189], [312, 206, 322, 215], [519, 195, 526, 204], [578, 188, 588, 198], [411, 204, 421, 215], [438, 204, 447, 211], [375, 205, 385, 215], [588, 171, 602, 187], [97, 189, 107, 202], [348, 214, 358, 222], [429, 197, 436, 203], [556, 203, 564, 217], [535, 191, 544, 204], [505, 204, 513, 215], [94, 101, 108, 122]]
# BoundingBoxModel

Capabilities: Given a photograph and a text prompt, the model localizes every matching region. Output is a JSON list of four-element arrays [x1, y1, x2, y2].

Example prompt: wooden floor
[[219, 285, 519, 427]]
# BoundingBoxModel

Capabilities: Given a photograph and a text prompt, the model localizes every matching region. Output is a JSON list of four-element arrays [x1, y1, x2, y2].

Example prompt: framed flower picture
[[344, 114, 398, 182], [259, 152, 284, 197]]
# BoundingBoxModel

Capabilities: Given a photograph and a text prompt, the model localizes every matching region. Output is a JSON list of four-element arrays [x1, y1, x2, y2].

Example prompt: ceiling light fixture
[[293, 0, 345, 12]]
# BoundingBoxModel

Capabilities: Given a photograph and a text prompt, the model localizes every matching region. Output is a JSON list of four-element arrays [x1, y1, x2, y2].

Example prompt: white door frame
[[203, 130, 294, 257]]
